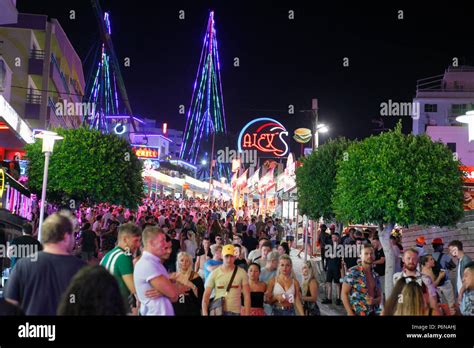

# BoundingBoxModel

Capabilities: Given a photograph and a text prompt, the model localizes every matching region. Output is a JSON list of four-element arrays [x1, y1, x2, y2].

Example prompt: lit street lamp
[[35, 131, 63, 243], [456, 110, 474, 142], [314, 123, 329, 149]]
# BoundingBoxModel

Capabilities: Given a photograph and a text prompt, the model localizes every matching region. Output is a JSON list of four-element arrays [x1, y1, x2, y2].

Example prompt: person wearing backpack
[[431, 238, 456, 314]]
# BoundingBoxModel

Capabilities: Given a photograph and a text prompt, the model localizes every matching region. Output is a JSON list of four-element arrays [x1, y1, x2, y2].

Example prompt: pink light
[[163, 123, 168, 135]]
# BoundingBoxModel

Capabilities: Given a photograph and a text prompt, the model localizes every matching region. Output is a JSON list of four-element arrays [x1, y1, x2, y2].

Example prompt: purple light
[[132, 134, 173, 143]]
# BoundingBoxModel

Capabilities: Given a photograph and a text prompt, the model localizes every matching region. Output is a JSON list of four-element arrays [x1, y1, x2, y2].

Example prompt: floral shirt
[[343, 261, 382, 316], [461, 289, 474, 316]]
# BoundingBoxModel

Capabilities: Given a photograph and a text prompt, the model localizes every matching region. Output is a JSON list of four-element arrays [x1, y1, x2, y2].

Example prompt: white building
[[413, 66, 474, 135], [412, 66, 474, 166]]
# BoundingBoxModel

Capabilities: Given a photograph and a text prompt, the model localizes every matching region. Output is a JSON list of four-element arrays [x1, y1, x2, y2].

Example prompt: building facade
[[0, 13, 85, 131], [412, 66, 474, 166]]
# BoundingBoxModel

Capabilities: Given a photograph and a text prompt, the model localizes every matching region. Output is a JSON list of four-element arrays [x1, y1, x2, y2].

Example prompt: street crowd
[[0, 197, 473, 316]]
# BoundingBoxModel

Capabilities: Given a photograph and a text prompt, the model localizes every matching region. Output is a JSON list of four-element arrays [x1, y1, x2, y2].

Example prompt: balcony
[[28, 49, 44, 75], [24, 93, 41, 120]]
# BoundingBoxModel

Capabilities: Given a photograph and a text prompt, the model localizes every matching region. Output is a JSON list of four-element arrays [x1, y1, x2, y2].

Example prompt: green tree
[[296, 137, 352, 222], [26, 127, 144, 208], [333, 123, 464, 296]]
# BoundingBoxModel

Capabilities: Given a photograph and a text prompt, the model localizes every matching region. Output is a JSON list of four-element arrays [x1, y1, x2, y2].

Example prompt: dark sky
[[16, 1, 474, 147]]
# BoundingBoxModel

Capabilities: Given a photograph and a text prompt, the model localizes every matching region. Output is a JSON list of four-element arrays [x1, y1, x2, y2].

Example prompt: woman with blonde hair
[[171, 252, 204, 316], [265, 254, 304, 316], [301, 261, 320, 315], [384, 276, 438, 316]]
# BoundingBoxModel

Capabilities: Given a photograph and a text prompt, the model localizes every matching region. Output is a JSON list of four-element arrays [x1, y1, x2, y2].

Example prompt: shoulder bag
[[209, 266, 238, 316]]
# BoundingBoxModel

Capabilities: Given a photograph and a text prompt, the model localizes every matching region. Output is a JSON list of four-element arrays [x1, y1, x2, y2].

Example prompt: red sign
[[461, 166, 474, 183], [238, 118, 289, 158], [132, 146, 160, 159]]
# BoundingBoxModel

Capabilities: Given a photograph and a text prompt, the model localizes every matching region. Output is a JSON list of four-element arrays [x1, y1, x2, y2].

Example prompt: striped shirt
[[100, 246, 134, 301]]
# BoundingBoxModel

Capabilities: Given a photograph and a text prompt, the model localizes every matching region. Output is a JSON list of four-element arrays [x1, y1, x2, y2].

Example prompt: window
[[424, 104, 437, 112], [447, 143, 456, 153], [452, 104, 467, 114]]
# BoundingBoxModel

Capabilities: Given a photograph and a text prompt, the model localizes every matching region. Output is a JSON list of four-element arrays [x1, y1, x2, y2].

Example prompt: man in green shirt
[[100, 223, 142, 313]]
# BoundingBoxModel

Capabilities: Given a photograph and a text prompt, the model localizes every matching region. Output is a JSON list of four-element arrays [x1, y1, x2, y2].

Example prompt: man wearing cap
[[432, 238, 456, 313], [415, 236, 427, 257], [202, 244, 251, 316]]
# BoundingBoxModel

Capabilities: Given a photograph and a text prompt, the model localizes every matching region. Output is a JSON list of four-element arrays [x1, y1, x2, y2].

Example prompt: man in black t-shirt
[[322, 233, 343, 305], [7, 223, 42, 270], [5, 211, 85, 315], [79, 223, 98, 262], [164, 229, 181, 273]]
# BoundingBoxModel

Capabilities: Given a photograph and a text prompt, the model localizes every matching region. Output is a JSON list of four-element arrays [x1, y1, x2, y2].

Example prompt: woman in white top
[[265, 254, 304, 316], [183, 231, 198, 260]]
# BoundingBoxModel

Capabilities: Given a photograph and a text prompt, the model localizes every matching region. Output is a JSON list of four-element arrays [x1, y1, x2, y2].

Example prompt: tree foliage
[[333, 123, 464, 227], [296, 137, 352, 220], [25, 127, 144, 208]]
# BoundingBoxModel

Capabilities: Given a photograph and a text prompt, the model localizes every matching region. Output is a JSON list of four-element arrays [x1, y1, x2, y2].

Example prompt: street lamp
[[35, 131, 63, 242], [314, 123, 329, 150], [456, 110, 474, 142]]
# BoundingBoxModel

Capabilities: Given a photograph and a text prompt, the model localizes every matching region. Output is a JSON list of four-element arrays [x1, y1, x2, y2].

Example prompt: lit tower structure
[[83, 0, 137, 136], [180, 11, 228, 180]]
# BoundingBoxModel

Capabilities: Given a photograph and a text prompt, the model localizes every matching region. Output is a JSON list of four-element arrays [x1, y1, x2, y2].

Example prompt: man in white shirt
[[134, 226, 179, 315]]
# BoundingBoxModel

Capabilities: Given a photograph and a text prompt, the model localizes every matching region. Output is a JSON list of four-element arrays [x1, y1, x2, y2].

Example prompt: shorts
[[326, 268, 341, 283], [272, 306, 295, 316]]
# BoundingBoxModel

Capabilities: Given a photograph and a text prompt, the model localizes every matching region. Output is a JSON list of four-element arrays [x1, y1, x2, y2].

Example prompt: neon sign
[[238, 117, 289, 157], [132, 146, 160, 159], [0, 168, 4, 199]]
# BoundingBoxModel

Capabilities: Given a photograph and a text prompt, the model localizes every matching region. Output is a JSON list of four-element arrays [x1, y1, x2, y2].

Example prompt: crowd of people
[[0, 197, 473, 317], [318, 225, 473, 316]]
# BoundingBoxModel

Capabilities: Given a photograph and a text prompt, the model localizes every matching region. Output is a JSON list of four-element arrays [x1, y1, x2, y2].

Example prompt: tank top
[[273, 279, 295, 299], [241, 292, 265, 308]]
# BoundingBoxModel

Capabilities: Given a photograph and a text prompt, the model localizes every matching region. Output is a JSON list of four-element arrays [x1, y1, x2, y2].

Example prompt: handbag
[[209, 266, 238, 316]]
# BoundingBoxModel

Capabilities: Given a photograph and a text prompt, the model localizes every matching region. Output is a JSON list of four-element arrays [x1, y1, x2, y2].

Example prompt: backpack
[[432, 253, 446, 287]]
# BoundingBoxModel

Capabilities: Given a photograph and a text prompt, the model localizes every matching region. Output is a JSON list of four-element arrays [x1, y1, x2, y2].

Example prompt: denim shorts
[[272, 306, 295, 316]]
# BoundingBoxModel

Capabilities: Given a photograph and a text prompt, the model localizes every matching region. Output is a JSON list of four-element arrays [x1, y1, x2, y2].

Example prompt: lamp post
[[35, 131, 63, 243], [304, 100, 329, 262]]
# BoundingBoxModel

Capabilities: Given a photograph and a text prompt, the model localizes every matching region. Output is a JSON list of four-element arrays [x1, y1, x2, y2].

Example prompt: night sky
[[16, 1, 474, 148]]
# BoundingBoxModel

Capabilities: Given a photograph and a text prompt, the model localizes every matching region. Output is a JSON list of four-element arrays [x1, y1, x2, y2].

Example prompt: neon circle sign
[[238, 117, 289, 157]]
